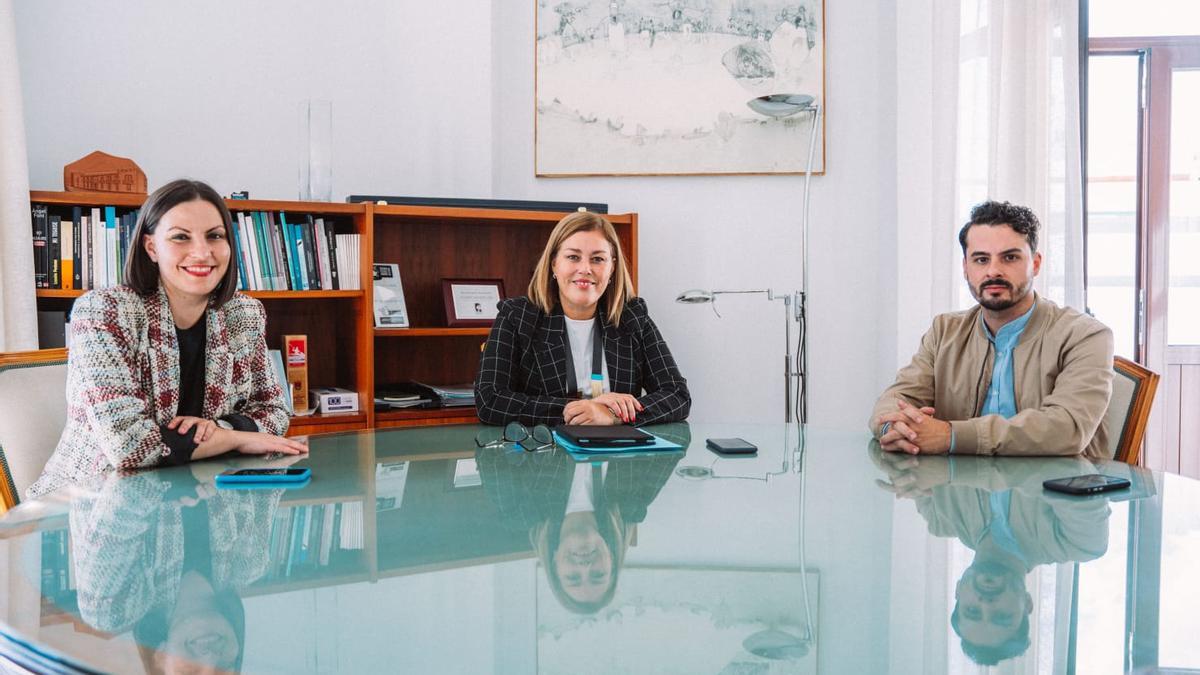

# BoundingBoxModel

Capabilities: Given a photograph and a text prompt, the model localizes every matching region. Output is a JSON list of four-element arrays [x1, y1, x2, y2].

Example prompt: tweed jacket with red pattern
[[29, 285, 289, 498]]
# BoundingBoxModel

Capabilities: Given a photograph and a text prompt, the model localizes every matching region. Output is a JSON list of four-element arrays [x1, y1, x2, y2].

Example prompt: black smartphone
[[706, 438, 758, 455], [1043, 474, 1131, 495]]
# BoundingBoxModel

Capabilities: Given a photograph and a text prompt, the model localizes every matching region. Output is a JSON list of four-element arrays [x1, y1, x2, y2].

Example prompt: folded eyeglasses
[[475, 421, 555, 452]]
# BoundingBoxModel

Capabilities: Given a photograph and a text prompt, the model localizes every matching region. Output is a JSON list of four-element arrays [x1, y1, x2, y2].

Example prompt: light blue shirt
[[980, 302, 1036, 419], [948, 301, 1035, 453]]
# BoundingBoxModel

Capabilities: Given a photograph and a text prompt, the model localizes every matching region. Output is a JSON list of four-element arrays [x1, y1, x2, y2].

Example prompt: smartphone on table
[[706, 438, 758, 455], [1042, 474, 1130, 495], [215, 467, 312, 485]]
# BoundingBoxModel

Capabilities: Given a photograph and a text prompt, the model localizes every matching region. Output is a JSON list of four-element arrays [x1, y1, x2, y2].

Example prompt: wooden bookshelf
[[375, 327, 490, 337], [28, 190, 638, 432]]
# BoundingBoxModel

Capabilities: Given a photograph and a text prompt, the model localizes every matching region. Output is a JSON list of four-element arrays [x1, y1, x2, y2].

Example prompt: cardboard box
[[310, 386, 360, 414], [283, 335, 308, 412]]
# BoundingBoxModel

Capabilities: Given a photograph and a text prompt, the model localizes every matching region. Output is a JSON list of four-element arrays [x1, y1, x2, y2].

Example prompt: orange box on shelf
[[283, 334, 309, 411]]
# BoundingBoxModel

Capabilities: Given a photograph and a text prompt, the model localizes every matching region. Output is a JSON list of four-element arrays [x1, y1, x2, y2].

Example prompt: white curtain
[[0, 0, 36, 352], [895, 0, 1085, 359]]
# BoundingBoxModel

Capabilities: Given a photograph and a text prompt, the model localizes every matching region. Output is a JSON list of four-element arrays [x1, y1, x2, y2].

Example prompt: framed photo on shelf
[[373, 263, 410, 328], [442, 278, 505, 327]]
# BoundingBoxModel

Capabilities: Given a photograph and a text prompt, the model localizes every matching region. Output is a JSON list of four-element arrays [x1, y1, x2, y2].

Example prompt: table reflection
[[477, 423, 687, 613], [871, 442, 1158, 669], [70, 467, 284, 674]]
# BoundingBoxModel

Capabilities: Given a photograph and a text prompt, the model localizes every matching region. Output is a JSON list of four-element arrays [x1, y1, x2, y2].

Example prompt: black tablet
[[557, 425, 655, 447]]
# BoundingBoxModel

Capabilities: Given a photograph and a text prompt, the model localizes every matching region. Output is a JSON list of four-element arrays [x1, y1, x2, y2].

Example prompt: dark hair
[[958, 200, 1041, 255], [134, 587, 246, 673], [125, 179, 238, 307], [950, 602, 1031, 666]]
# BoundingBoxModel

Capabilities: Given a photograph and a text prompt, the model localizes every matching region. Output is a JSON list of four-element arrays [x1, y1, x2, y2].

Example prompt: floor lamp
[[676, 94, 822, 425]]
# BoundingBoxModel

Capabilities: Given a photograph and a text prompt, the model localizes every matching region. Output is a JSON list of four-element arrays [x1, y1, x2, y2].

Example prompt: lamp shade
[[675, 289, 715, 304]]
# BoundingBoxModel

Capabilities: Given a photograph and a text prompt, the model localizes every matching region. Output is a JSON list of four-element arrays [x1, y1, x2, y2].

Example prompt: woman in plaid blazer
[[29, 180, 306, 499], [475, 211, 690, 427]]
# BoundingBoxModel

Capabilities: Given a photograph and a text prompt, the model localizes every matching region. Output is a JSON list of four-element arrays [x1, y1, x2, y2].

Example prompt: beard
[[973, 279, 1030, 311]]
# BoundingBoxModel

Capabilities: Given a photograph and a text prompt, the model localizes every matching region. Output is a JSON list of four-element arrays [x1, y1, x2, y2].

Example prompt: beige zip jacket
[[870, 294, 1114, 459]]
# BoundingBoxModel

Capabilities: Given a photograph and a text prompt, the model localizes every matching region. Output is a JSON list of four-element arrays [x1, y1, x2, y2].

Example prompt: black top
[[176, 320, 207, 418], [159, 319, 258, 466]]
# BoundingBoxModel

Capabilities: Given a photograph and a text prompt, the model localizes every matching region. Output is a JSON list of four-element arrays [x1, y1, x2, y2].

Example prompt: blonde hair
[[528, 211, 635, 326]]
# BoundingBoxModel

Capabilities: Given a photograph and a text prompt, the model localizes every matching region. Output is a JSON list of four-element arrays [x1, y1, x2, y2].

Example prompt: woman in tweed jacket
[[29, 180, 306, 499], [475, 211, 690, 427]]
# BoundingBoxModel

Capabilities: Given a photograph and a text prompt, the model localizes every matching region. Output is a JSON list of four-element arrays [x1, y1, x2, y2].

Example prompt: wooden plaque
[[64, 150, 148, 194]]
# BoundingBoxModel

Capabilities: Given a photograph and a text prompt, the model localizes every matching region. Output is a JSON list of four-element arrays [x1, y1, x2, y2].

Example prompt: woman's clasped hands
[[563, 393, 644, 425]]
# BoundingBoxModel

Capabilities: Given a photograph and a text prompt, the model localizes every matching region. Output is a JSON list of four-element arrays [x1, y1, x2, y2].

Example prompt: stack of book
[[417, 382, 475, 408], [373, 392, 432, 410], [230, 211, 343, 291], [30, 204, 138, 290], [375, 382, 475, 409]]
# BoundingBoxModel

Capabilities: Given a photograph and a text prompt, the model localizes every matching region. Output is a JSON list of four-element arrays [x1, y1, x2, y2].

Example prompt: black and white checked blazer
[[474, 296, 691, 427]]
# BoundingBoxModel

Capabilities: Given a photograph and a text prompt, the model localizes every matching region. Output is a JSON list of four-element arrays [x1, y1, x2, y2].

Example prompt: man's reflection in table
[[68, 465, 283, 674], [476, 423, 689, 614], [871, 444, 1112, 666]]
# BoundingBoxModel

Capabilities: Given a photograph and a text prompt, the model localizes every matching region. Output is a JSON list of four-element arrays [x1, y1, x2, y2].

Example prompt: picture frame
[[535, 0, 826, 176], [442, 278, 505, 327]]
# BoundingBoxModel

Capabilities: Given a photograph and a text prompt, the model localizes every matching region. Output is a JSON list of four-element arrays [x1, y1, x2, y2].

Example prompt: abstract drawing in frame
[[536, 0, 825, 176]]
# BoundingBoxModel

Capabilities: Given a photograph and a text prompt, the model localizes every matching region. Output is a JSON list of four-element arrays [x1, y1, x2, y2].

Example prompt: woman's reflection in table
[[68, 465, 284, 674], [872, 446, 1112, 667], [476, 423, 689, 613]]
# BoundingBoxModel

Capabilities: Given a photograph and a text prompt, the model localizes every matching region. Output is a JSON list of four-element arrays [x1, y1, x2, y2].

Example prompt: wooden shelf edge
[[373, 203, 636, 224], [374, 327, 490, 337], [30, 190, 368, 215], [289, 412, 367, 426], [35, 289, 362, 299], [248, 290, 363, 299], [31, 190, 146, 207]]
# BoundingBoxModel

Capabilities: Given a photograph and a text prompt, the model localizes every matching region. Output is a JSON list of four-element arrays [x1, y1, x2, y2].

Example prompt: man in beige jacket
[[871, 201, 1114, 459]]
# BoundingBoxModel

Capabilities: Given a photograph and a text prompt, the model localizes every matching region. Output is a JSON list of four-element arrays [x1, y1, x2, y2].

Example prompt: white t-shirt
[[565, 316, 610, 398], [566, 462, 609, 515]]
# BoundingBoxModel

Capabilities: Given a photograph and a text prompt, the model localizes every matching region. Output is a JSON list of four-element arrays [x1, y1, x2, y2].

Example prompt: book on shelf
[[48, 215, 60, 288], [31, 204, 47, 288], [227, 210, 351, 292], [372, 263, 409, 328], [29, 203, 140, 290], [335, 234, 361, 290]]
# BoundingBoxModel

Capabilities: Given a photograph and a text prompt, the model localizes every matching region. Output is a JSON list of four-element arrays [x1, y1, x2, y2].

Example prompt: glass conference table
[[0, 423, 1195, 674]]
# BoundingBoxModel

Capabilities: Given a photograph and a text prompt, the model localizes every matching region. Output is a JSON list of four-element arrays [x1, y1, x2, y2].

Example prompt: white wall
[[15, 0, 900, 429], [13, 0, 494, 201]]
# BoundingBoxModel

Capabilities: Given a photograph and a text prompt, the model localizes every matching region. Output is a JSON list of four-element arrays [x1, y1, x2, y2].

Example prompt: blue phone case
[[215, 467, 311, 484], [217, 477, 311, 490]]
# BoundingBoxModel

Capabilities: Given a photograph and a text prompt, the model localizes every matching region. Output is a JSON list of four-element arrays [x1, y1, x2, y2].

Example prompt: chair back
[[0, 349, 68, 513], [1105, 356, 1160, 465]]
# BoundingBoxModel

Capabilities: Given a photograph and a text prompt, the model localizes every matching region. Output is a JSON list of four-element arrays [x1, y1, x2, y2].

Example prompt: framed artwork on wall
[[535, 0, 825, 176]]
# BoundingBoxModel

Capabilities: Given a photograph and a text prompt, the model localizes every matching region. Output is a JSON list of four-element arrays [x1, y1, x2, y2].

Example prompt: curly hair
[[958, 200, 1041, 255]]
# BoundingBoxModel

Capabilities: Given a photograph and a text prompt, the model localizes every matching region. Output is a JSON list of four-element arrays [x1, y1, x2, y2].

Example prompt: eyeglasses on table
[[475, 421, 555, 452]]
